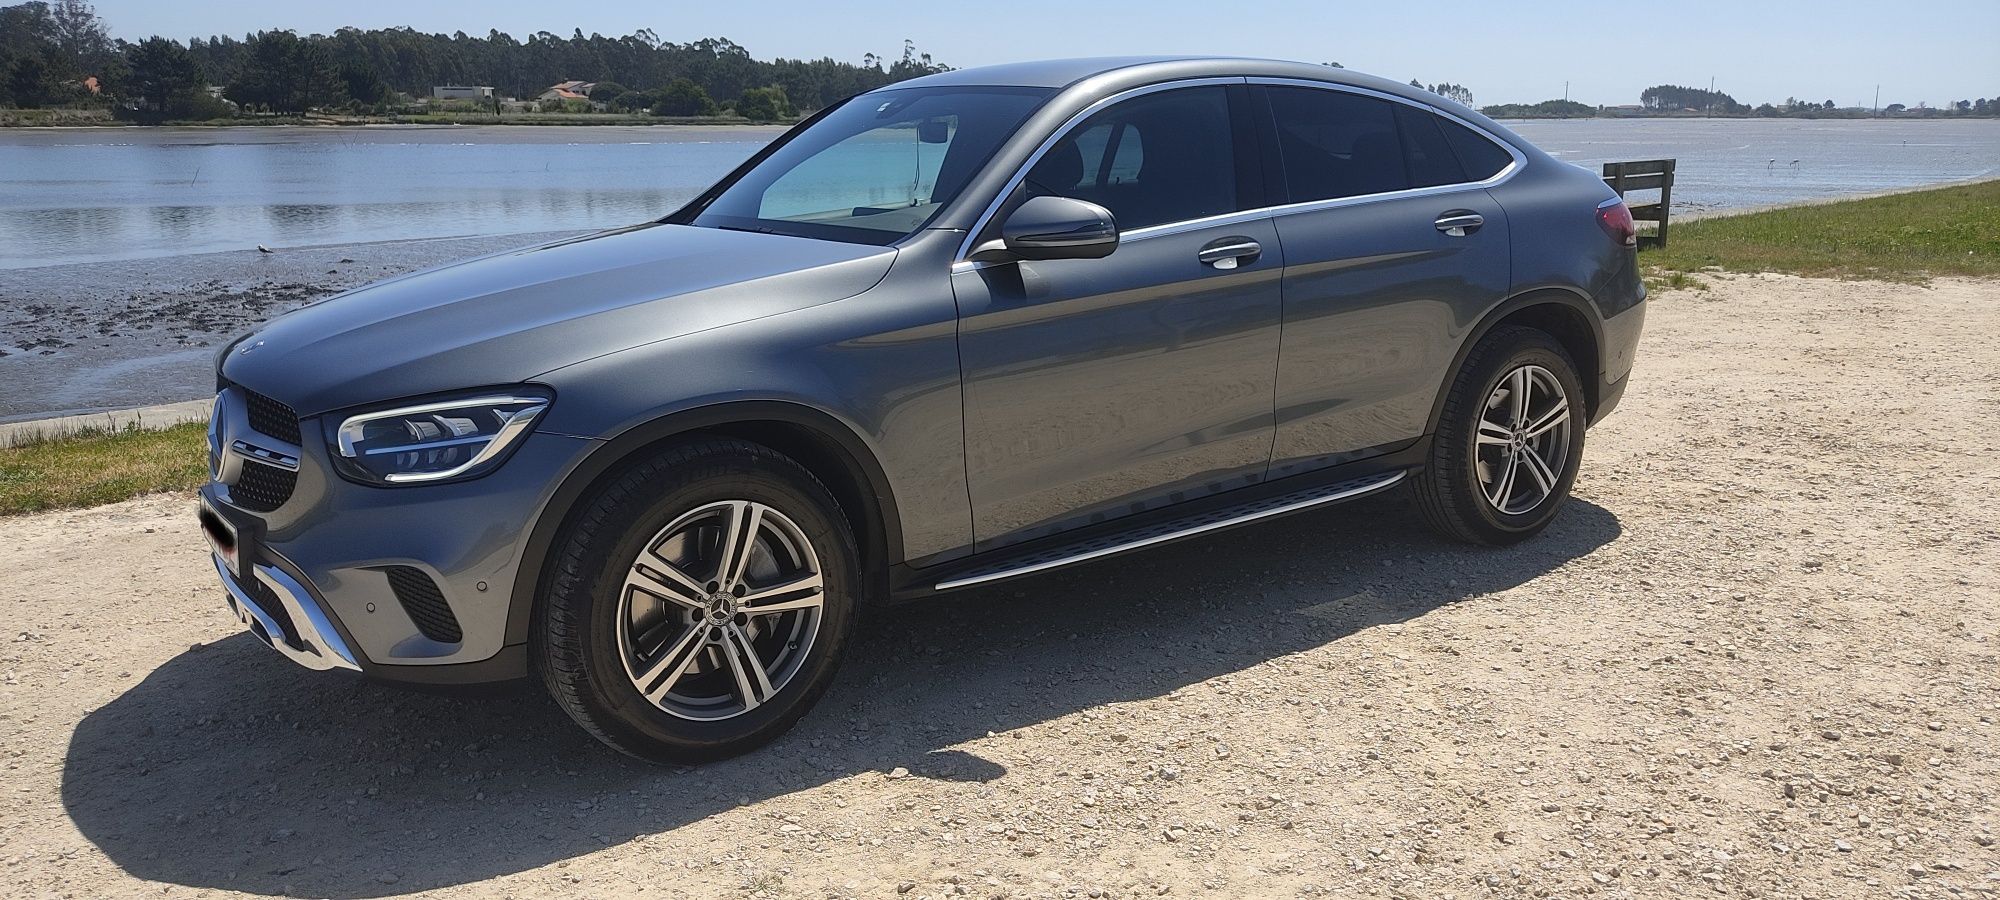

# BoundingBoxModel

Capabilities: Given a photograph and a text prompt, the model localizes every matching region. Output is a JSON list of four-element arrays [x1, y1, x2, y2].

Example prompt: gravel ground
[[0, 231, 583, 423], [1, 273, 1996, 899]]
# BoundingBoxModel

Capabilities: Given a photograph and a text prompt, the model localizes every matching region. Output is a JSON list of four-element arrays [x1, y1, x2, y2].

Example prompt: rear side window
[[1394, 105, 1467, 187], [1437, 116, 1515, 180], [1265, 86, 1408, 202], [1025, 86, 1237, 230]]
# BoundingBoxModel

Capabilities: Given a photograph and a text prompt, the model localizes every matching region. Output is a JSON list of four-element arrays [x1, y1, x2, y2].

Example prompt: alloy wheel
[[1473, 364, 1573, 516], [616, 500, 826, 721]]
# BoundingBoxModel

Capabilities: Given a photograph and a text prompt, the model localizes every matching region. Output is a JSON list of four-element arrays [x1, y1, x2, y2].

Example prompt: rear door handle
[[1434, 211, 1485, 237], [1197, 237, 1261, 269]]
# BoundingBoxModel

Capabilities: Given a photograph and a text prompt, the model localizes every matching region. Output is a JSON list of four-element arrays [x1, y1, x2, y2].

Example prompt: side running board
[[933, 470, 1406, 591]]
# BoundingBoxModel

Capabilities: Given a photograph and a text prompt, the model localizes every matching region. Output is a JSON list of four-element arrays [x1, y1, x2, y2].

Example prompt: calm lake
[[2, 117, 1996, 271]]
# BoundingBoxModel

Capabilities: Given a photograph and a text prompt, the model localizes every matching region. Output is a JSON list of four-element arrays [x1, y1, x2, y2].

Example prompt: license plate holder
[[198, 497, 241, 578]]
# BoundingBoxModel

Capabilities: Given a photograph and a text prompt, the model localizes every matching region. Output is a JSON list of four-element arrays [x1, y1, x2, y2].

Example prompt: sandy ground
[[1, 273, 1997, 899], [0, 231, 582, 423]]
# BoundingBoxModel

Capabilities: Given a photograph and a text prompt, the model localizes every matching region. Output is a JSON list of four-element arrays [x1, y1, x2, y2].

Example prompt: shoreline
[[1674, 173, 2000, 222], [5, 174, 1994, 429]]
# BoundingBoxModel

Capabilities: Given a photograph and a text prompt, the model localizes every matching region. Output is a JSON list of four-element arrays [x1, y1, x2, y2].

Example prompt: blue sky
[[90, 0, 2000, 108]]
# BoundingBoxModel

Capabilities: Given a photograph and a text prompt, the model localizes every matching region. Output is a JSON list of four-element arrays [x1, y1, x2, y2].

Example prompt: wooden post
[[1602, 159, 1675, 250], [1654, 159, 1675, 248]]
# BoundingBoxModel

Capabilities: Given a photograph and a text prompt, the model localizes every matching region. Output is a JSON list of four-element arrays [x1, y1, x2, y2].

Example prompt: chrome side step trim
[[934, 470, 1406, 591]]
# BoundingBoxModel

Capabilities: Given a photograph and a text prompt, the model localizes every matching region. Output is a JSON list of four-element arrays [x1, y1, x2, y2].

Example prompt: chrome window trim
[[950, 74, 1528, 273], [1247, 76, 1529, 174]]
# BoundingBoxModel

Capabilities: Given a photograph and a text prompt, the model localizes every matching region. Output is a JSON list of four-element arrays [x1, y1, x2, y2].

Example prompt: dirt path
[[2, 275, 1996, 899]]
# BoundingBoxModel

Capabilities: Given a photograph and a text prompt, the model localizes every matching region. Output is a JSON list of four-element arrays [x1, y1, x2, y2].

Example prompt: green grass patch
[[1646, 179, 2000, 281], [0, 422, 208, 516]]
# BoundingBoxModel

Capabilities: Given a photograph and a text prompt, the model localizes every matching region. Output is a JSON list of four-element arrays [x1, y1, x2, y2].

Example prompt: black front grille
[[242, 389, 302, 446], [384, 566, 463, 643], [231, 460, 297, 512]]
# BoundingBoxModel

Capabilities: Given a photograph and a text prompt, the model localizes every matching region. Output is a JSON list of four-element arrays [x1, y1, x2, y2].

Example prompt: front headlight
[[327, 388, 552, 485]]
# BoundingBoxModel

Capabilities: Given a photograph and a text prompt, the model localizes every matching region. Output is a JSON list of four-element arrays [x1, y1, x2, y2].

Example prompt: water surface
[[0, 125, 785, 270], [1506, 117, 2000, 213], [2, 118, 1996, 271]]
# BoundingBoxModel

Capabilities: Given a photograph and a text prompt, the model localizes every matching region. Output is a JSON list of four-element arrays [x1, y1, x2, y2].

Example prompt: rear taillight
[[1597, 200, 1638, 248]]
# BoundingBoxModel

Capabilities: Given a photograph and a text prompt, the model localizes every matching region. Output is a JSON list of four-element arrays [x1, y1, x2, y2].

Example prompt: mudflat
[[1, 274, 1996, 898], [0, 231, 580, 423]]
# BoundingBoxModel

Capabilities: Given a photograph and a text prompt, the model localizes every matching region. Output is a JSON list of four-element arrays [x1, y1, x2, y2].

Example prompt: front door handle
[[1197, 237, 1262, 269], [1434, 211, 1485, 237]]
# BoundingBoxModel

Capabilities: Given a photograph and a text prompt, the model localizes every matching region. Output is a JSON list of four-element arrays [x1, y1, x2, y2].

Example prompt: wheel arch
[[1425, 288, 1605, 435], [504, 400, 902, 648]]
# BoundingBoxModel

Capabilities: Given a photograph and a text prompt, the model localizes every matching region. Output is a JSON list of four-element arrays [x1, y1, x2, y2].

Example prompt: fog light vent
[[383, 566, 463, 644]]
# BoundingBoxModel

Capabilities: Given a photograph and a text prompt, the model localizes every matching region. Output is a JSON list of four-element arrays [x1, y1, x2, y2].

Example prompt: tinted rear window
[[1265, 86, 1408, 202]]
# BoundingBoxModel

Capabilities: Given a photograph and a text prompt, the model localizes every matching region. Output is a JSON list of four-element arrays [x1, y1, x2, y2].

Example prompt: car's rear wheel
[[535, 438, 857, 763], [1412, 325, 1586, 545]]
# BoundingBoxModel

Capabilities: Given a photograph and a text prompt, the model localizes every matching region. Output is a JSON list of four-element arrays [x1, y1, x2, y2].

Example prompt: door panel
[[1268, 191, 1510, 477], [953, 218, 1284, 549], [1251, 83, 1515, 478]]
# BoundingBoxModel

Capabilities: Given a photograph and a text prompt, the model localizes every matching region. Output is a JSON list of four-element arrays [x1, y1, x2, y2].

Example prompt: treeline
[[1411, 80, 1473, 107], [1, 0, 116, 107], [1480, 99, 1595, 118], [1641, 84, 1748, 114], [1485, 84, 2000, 119], [0, 0, 949, 120]]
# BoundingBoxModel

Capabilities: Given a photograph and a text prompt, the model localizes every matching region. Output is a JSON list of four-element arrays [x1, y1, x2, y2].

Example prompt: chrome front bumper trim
[[213, 554, 362, 672]]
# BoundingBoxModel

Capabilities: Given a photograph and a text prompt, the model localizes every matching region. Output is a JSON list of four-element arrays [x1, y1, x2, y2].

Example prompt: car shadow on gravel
[[62, 494, 1619, 897]]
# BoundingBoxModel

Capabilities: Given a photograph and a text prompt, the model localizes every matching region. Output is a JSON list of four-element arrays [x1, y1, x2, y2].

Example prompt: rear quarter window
[[1437, 116, 1515, 180], [1393, 105, 1467, 187]]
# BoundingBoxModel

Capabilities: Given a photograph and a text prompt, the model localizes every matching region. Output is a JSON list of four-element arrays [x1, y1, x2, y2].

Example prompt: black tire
[[534, 438, 858, 763], [1412, 325, 1587, 545]]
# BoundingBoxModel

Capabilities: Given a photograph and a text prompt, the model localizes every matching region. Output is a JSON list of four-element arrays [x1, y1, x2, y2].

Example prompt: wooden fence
[[1602, 159, 1676, 249]]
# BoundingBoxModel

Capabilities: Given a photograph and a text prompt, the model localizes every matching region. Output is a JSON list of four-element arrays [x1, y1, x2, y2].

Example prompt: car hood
[[221, 223, 896, 417]]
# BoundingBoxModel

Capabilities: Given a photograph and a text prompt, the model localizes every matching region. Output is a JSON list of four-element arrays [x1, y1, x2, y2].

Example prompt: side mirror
[[971, 195, 1119, 262]]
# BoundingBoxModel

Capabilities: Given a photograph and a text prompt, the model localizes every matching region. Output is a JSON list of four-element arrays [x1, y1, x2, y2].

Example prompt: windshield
[[688, 86, 1052, 244]]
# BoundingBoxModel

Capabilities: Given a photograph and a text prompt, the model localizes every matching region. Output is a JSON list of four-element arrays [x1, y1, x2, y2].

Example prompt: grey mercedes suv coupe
[[197, 57, 1645, 761]]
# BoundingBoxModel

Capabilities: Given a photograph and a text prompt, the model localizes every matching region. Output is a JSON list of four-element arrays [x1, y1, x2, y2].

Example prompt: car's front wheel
[[535, 438, 858, 763], [1412, 325, 1587, 545]]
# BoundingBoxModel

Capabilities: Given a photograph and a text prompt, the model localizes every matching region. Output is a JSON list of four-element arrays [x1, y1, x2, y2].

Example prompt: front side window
[[691, 86, 1051, 244], [1024, 86, 1237, 230]]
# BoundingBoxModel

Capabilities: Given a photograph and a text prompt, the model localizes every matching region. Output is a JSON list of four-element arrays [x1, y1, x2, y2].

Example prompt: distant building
[[432, 86, 496, 101], [536, 81, 595, 102]]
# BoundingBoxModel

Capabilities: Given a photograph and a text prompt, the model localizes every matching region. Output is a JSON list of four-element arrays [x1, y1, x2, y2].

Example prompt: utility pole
[[1707, 76, 1716, 117], [1563, 80, 1569, 103], [1873, 84, 1880, 117]]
